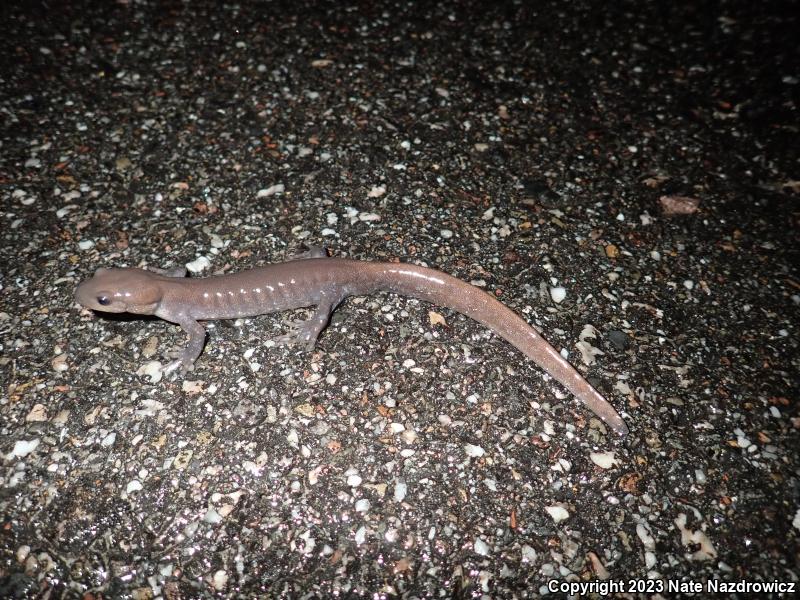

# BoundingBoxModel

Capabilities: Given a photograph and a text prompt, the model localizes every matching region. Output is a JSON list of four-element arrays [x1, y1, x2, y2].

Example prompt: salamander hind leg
[[289, 246, 328, 260], [150, 266, 188, 278], [273, 295, 340, 351]]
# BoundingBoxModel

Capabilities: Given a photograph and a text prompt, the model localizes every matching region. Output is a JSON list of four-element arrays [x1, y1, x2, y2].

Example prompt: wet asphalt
[[1, 0, 798, 597]]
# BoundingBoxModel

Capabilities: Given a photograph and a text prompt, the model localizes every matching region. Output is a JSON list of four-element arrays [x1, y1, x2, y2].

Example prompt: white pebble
[[256, 184, 284, 197], [51, 353, 68, 372], [464, 443, 485, 458], [186, 256, 211, 273], [545, 505, 569, 523], [354, 526, 367, 545], [182, 380, 203, 394], [212, 570, 228, 591], [473, 538, 491, 556], [25, 404, 47, 422], [636, 523, 655, 550], [203, 508, 223, 524], [346, 474, 362, 487], [136, 361, 163, 383], [440, 229, 453, 239], [286, 429, 299, 447], [521, 544, 537, 563], [7, 439, 40, 459], [394, 480, 407, 502], [355, 499, 370, 513], [367, 185, 386, 198], [549, 286, 567, 303], [589, 451, 618, 469], [401, 429, 417, 444], [645, 551, 657, 568], [126, 479, 143, 494]]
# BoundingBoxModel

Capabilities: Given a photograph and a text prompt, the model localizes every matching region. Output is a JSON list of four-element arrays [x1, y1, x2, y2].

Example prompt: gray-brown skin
[[75, 250, 629, 436]]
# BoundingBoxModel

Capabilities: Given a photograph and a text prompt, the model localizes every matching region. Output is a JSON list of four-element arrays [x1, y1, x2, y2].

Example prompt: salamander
[[75, 249, 629, 435]]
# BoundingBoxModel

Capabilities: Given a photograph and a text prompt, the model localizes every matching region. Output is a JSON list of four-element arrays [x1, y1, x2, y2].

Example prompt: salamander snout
[[75, 267, 163, 315]]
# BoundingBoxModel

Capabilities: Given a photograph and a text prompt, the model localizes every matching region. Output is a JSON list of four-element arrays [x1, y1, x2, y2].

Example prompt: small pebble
[[394, 480, 407, 502], [474, 538, 491, 556], [7, 439, 40, 459], [186, 256, 211, 273], [545, 505, 569, 523], [590, 451, 618, 469], [549, 287, 566, 303], [256, 184, 285, 197], [464, 444, 485, 458]]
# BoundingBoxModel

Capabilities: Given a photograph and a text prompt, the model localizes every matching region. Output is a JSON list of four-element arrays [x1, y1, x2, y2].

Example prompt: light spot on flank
[[253, 288, 261, 293], [240, 288, 246, 294], [267, 285, 275, 292], [290, 278, 296, 284], [228, 290, 234, 296], [278, 282, 285, 287], [203, 292, 209, 298], [216, 292, 222, 297]]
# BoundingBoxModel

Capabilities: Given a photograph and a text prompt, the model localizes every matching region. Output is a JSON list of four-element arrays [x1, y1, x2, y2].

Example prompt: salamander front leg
[[162, 315, 207, 375]]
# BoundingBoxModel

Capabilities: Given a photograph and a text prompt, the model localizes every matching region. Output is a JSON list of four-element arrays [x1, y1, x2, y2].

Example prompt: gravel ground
[[1, 0, 798, 598]]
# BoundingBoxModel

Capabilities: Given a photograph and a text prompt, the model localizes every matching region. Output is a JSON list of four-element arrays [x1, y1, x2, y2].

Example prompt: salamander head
[[75, 268, 163, 315]]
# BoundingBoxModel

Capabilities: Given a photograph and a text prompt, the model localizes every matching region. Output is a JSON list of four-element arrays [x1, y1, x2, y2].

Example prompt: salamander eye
[[97, 295, 111, 306]]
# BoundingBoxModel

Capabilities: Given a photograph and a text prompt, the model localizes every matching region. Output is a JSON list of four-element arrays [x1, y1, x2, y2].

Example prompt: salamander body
[[75, 251, 629, 435]]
